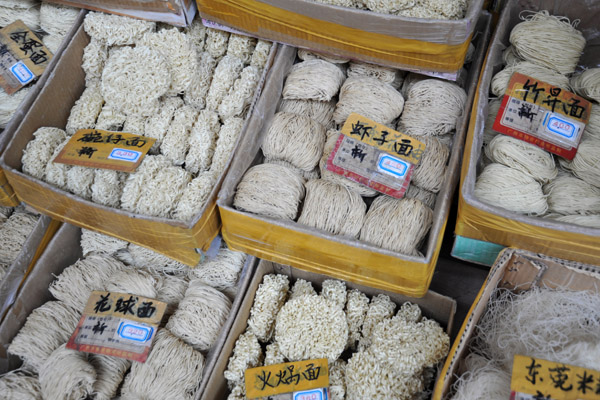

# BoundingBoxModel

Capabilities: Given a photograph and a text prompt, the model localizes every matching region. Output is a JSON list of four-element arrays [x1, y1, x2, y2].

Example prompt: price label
[[0, 20, 52, 94], [66, 291, 166, 363], [510, 354, 600, 400], [326, 113, 426, 199], [54, 129, 155, 172], [493, 73, 592, 160]]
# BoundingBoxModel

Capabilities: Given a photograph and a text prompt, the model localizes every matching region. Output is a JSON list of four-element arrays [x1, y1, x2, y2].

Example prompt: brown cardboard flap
[[201, 259, 457, 400]]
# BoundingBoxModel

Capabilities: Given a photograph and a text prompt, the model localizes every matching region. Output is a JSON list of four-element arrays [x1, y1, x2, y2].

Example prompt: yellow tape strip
[[0, 169, 19, 207], [198, 0, 471, 71]]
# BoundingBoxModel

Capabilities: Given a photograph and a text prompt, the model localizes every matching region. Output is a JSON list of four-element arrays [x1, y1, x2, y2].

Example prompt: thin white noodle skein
[[490, 61, 570, 97], [397, 79, 466, 136], [411, 136, 450, 193], [486, 135, 557, 183], [297, 179, 367, 238], [282, 59, 346, 101], [552, 214, 600, 229], [474, 163, 547, 215], [39, 344, 96, 400], [359, 196, 433, 256], [582, 106, 600, 141], [560, 139, 600, 189], [570, 68, 600, 103], [544, 174, 600, 215], [233, 163, 306, 220], [483, 99, 501, 147], [261, 112, 326, 171], [509, 11, 585, 75]]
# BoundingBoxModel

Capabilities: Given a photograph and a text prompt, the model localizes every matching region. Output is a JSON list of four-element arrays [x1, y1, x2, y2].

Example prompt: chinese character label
[[492, 73, 592, 160], [325, 113, 426, 199], [511, 354, 600, 400], [0, 20, 52, 94], [245, 359, 329, 398], [66, 291, 166, 363], [53, 129, 155, 173]]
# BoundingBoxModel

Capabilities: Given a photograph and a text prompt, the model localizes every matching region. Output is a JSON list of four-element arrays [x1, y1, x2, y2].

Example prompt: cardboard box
[[46, 0, 196, 26], [0, 10, 86, 207], [201, 259, 457, 400], [197, 0, 484, 79], [0, 222, 257, 400], [0, 23, 277, 266], [0, 215, 61, 325], [455, 0, 600, 266], [432, 248, 600, 399], [216, 13, 491, 298]]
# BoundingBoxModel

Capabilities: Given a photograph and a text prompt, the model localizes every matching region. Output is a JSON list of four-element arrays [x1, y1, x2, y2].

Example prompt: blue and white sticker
[[544, 114, 577, 139], [117, 322, 153, 342], [293, 388, 328, 400], [108, 148, 142, 162], [10, 61, 34, 84], [377, 154, 409, 179]]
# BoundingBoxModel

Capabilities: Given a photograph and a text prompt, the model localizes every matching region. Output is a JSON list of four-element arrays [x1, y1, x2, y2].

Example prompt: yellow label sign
[[340, 113, 426, 166], [245, 359, 329, 399], [54, 129, 156, 172], [0, 20, 52, 94], [511, 354, 600, 400]]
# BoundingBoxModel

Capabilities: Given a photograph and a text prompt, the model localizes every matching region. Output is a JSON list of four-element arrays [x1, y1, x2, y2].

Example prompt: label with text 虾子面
[[510, 354, 600, 400], [0, 20, 53, 94], [53, 129, 156, 173], [326, 113, 426, 199], [245, 359, 329, 399], [493, 73, 592, 160], [66, 291, 166, 363]]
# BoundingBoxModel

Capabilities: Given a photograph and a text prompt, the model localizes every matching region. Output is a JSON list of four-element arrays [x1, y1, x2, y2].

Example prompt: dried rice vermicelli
[[560, 139, 600, 188], [358, 294, 396, 349], [283, 59, 346, 102], [120, 155, 172, 212], [218, 65, 261, 119], [486, 135, 557, 183], [127, 242, 189, 275], [80, 228, 128, 257], [22, 127, 66, 180], [250, 40, 272, 70], [138, 28, 198, 95], [172, 171, 218, 222], [345, 289, 370, 349], [360, 196, 433, 256], [45, 138, 70, 190], [321, 279, 347, 309], [66, 82, 104, 135], [397, 79, 466, 136], [135, 164, 192, 218], [0, 369, 42, 400], [66, 165, 95, 200], [205, 55, 244, 111], [39, 344, 96, 400], [0, 86, 31, 129], [509, 11, 585, 75], [166, 280, 232, 351], [226, 33, 256, 64], [247, 274, 289, 342], [224, 331, 263, 388], [405, 185, 436, 209], [8, 301, 80, 372], [40, 2, 78, 36], [95, 104, 125, 131], [275, 295, 348, 362], [544, 174, 600, 215], [474, 163, 548, 215], [296, 49, 350, 64], [0, 212, 37, 265], [160, 105, 198, 165], [101, 46, 170, 117], [120, 329, 204, 400], [490, 61, 571, 97], [83, 11, 155, 46], [204, 28, 230, 59], [184, 51, 217, 110], [347, 61, 399, 86], [262, 112, 326, 172], [570, 68, 600, 103], [188, 246, 246, 291], [411, 136, 450, 193], [49, 254, 127, 310], [90, 354, 131, 400], [105, 269, 160, 299], [334, 76, 404, 125], [297, 179, 366, 238], [234, 163, 306, 220], [278, 98, 336, 127], [210, 116, 245, 176], [450, 354, 511, 400], [91, 169, 124, 207]]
